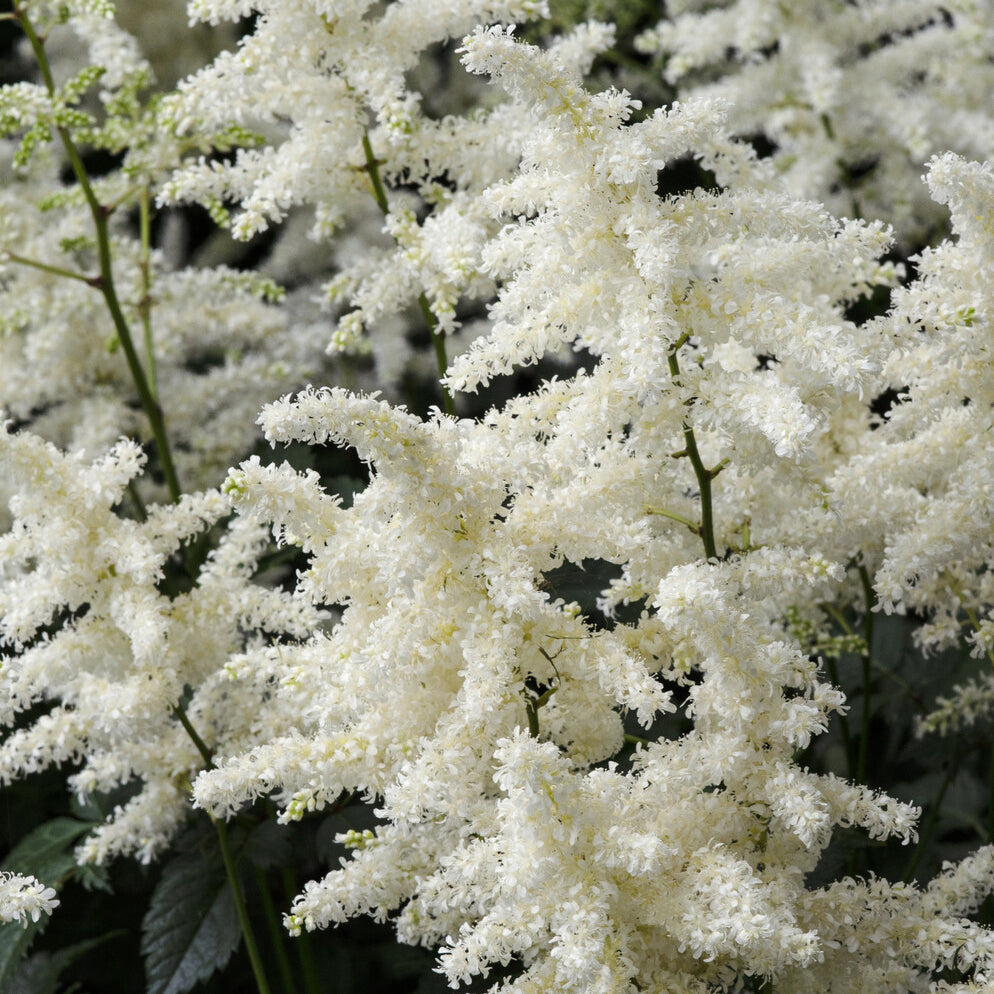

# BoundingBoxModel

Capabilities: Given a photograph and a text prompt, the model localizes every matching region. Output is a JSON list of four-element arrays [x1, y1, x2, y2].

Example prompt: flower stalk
[[361, 130, 456, 416], [13, 2, 181, 501], [667, 339, 721, 560]]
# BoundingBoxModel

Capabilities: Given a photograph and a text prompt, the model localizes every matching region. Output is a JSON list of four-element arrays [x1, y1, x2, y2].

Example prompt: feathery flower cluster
[[168, 19, 991, 992], [637, 0, 994, 244], [0, 872, 59, 926], [160, 0, 549, 241], [0, 425, 324, 863], [0, 1, 341, 497], [2, 0, 994, 992], [0, 143, 323, 490]]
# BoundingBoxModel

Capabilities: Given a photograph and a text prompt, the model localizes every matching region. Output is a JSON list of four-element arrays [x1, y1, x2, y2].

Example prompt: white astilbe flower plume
[[0, 425, 326, 863], [0, 142, 329, 494], [0, 872, 59, 926], [172, 25, 994, 994], [637, 0, 994, 245], [161, 0, 550, 241], [830, 155, 994, 663], [0, 0, 342, 496], [4, 4, 994, 993]]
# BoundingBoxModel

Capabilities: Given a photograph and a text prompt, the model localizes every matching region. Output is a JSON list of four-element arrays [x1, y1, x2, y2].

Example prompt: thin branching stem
[[667, 340, 719, 560], [644, 504, 700, 535], [215, 818, 273, 994], [5, 251, 98, 285], [623, 733, 651, 747], [138, 185, 158, 398], [902, 756, 956, 883], [15, 4, 181, 501], [172, 701, 272, 994], [172, 701, 213, 768], [254, 867, 295, 994], [856, 565, 876, 786], [361, 129, 456, 416], [126, 480, 149, 522], [281, 866, 321, 994]]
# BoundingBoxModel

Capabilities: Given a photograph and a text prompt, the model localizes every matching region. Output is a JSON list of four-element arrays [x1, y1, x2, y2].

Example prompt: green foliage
[[0, 817, 94, 990], [7, 932, 124, 994], [1, 817, 93, 881], [140, 825, 242, 994]]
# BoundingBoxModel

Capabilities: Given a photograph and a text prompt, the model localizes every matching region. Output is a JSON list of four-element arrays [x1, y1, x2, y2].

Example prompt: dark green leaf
[[141, 837, 241, 994], [239, 818, 291, 871], [7, 931, 125, 994], [0, 817, 94, 989], [380, 941, 433, 980], [74, 862, 113, 893], [0, 918, 43, 991], [2, 817, 94, 881]]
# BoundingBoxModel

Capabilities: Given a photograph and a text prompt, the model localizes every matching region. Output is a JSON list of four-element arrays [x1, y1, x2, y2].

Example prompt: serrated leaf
[[2, 817, 93, 880], [7, 930, 124, 994], [141, 839, 241, 994], [75, 861, 113, 893], [0, 817, 95, 989], [4, 948, 60, 994], [0, 919, 43, 990]]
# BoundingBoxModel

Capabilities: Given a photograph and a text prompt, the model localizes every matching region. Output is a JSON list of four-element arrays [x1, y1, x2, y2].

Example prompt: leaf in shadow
[[141, 837, 241, 994]]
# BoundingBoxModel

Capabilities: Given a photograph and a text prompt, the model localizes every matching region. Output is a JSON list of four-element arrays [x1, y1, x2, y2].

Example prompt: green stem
[[361, 130, 390, 215], [281, 867, 320, 994], [667, 343, 719, 560], [5, 251, 97, 285], [643, 504, 700, 535], [15, 4, 181, 502], [524, 693, 540, 738], [254, 867, 295, 994], [126, 479, 148, 522], [416, 292, 456, 415], [623, 733, 651, 747], [361, 130, 456, 416], [215, 819, 273, 994], [902, 761, 954, 883], [138, 185, 157, 399], [172, 700, 213, 768], [172, 702, 273, 994], [819, 601, 852, 637], [856, 566, 875, 786]]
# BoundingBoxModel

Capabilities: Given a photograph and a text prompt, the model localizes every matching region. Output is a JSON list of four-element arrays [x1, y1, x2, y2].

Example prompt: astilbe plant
[[635, 0, 994, 247], [2, 1, 994, 993], [0, 0, 340, 498]]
